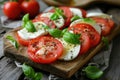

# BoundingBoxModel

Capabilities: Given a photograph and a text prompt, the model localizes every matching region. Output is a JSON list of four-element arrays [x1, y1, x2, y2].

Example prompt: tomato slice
[[68, 27, 91, 55], [32, 16, 56, 28], [28, 36, 63, 64], [49, 7, 73, 29], [79, 33, 91, 55], [80, 8, 87, 18], [16, 32, 29, 46], [69, 23, 101, 48], [91, 17, 114, 36], [59, 7, 73, 28]]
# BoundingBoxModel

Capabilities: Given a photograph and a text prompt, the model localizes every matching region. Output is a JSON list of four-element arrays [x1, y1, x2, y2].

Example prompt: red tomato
[[16, 32, 29, 46], [91, 17, 114, 36], [80, 8, 87, 18], [59, 7, 73, 28], [68, 27, 91, 55], [3, 2, 22, 19], [32, 16, 56, 28], [49, 6, 73, 29], [69, 23, 101, 48], [21, 0, 40, 18], [28, 36, 63, 64], [79, 33, 91, 55], [18, 0, 24, 4]]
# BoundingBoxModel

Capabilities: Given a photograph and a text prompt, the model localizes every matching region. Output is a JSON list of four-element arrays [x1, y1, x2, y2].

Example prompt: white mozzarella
[[18, 22, 48, 40], [57, 38, 81, 61], [70, 19, 102, 34], [41, 12, 65, 28], [70, 8, 83, 17]]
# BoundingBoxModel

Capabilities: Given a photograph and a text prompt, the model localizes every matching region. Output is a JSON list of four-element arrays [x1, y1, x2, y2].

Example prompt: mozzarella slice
[[57, 38, 81, 61], [70, 19, 102, 34], [70, 8, 83, 17], [18, 22, 48, 40], [41, 12, 65, 28]]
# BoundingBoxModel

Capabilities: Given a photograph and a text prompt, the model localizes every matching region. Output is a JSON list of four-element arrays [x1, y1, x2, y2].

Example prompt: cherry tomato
[[28, 36, 63, 64], [3, 2, 22, 19], [21, 0, 40, 18], [69, 23, 101, 48], [32, 16, 56, 28], [91, 17, 114, 36], [16, 32, 29, 46]]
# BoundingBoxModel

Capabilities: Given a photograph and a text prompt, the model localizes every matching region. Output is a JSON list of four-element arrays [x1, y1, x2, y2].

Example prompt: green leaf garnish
[[71, 15, 81, 22], [25, 21, 36, 32], [6, 35, 19, 49], [61, 28, 68, 36], [84, 65, 103, 80], [22, 14, 29, 28], [102, 37, 109, 49], [63, 32, 80, 44], [22, 63, 43, 80], [50, 8, 65, 20], [83, 18, 96, 24], [48, 28, 62, 37], [34, 72, 43, 80]]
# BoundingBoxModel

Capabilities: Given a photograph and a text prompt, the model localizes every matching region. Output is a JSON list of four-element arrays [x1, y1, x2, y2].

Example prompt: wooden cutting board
[[3, 20, 120, 78]]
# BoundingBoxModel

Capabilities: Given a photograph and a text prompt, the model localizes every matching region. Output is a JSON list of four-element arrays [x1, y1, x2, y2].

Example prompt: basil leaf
[[71, 15, 81, 22], [6, 35, 19, 49], [50, 13, 59, 20], [48, 28, 62, 37], [22, 63, 35, 78], [61, 28, 68, 36], [84, 66, 103, 79], [83, 18, 96, 24], [42, 25, 50, 29], [50, 8, 65, 20], [33, 72, 43, 80], [102, 37, 109, 49], [25, 21, 36, 32], [22, 14, 29, 27], [63, 32, 80, 44]]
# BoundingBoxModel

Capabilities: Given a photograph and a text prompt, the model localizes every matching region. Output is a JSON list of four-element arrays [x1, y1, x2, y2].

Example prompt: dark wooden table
[[0, 0, 120, 80]]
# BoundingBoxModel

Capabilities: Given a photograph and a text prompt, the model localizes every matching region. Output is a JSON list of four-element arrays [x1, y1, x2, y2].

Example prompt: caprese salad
[[7, 6, 115, 64]]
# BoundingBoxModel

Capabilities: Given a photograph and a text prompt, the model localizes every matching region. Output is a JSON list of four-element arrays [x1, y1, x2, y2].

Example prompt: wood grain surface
[[3, 18, 120, 78]]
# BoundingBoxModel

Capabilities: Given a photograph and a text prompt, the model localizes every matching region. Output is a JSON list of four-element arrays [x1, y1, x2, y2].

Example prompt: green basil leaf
[[33, 72, 43, 80], [61, 28, 68, 36], [50, 13, 59, 20], [71, 15, 81, 22], [22, 14, 29, 27], [25, 21, 36, 32], [63, 32, 80, 44], [102, 37, 109, 49], [83, 18, 96, 24], [50, 8, 65, 21], [84, 66, 103, 79], [42, 25, 50, 29], [6, 35, 19, 49], [22, 63, 35, 78], [48, 28, 62, 37]]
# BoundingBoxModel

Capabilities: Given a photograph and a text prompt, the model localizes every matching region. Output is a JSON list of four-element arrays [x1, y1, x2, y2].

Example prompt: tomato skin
[[28, 36, 63, 64], [91, 17, 114, 36], [16, 32, 29, 46], [80, 8, 87, 18], [21, 0, 40, 18], [3, 2, 22, 19]]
